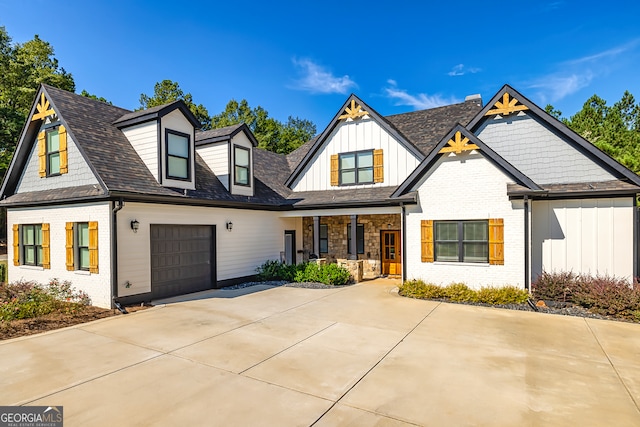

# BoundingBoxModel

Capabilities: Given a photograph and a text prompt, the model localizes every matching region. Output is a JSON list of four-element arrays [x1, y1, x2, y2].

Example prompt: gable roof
[[113, 99, 201, 129], [392, 124, 542, 198], [284, 94, 425, 187], [467, 84, 640, 187], [195, 123, 258, 147]]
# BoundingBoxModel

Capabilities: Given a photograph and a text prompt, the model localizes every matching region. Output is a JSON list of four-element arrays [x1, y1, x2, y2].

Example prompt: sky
[[2, 0, 640, 131]]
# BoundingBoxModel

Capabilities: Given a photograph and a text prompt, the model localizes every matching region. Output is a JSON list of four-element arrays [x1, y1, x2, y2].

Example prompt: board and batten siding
[[121, 121, 159, 181], [116, 203, 299, 298], [531, 198, 634, 280], [160, 109, 196, 190], [196, 142, 229, 189], [405, 153, 525, 288], [475, 112, 615, 185], [16, 121, 99, 193], [7, 202, 112, 308], [291, 118, 421, 192]]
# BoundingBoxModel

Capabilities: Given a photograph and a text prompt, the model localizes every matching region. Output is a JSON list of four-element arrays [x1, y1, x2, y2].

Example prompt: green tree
[[550, 92, 640, 174], [211, 99, 316, 154], [138, 80, 211, 129], [0, 27, 75, 179], [80, 89, 111, 105]]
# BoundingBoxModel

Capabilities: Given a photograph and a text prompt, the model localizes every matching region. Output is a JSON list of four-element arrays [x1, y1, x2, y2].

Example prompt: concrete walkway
[[1, 279, 639, 426]]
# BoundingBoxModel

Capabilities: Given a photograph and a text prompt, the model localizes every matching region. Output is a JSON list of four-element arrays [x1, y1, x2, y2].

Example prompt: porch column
[[313, 216, 320, 256], [349, 214, 357, 260]]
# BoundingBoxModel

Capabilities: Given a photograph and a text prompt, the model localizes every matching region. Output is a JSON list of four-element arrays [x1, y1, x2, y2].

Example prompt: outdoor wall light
[[387, 223, 392, 229], [130, 219, 139, 233], [226, 221, 233, 231]]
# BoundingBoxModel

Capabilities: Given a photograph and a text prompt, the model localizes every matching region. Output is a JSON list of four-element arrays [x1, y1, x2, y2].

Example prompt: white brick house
[[2, 84, 638, 307]]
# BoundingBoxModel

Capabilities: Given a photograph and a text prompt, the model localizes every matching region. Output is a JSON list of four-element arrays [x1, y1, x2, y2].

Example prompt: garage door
[[150, 224, 216, 300]]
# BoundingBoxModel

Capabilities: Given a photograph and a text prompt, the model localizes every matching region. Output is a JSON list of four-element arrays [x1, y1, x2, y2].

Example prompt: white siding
[[531, 198, 634, 280], [230, 132, 254, 196], [7, 203, 112, 308], [292, 118, 422, 192], [116, 203, 297, 298], [476, 112, 615, 184], [16, 122, 99, 193], [121, 121, 159, 181], [160, 110, 196, 190], [406, 153, 525, 288], [196, 142, 229, 190]]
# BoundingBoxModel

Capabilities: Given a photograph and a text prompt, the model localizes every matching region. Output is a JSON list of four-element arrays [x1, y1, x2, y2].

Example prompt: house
[[2, 84, 638, 308]]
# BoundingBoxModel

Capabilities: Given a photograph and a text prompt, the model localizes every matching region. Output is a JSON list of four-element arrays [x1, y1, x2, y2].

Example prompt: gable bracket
[[485, 92, 528, 116], [339, 100, 369, 120], [439, 131, 479, 154], [31, 93, 56, 121]]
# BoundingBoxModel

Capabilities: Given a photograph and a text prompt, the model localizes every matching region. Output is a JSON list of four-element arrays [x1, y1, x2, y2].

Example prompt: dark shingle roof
[[254, 148, 292, 198], [385, 99, 482, 155], [288, 186, 414, 208], [507, 180, 640, 197], [196, 124, 243, 141]]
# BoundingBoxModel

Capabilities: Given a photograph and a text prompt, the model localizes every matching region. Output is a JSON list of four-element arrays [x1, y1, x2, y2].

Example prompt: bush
[[476, 286, 530, 305], [256, 260, 300, 282], [531, 271, 580, 302], [443, 283, 477, 303], [0, 263, 6, 283], [399, 280, 444, 299], [293, 262, 351, 286], [0, 279, 90, 321]]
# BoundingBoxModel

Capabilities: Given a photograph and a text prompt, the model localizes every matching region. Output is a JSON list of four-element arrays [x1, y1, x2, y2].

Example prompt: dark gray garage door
[[150, 224, 216, 300]]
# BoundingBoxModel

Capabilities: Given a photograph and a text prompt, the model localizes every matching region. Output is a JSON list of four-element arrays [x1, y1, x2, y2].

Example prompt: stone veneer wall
[[302, 214, 401, 278]]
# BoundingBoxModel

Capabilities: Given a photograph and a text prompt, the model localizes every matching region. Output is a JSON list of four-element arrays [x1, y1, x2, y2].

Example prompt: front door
[[381, 230, 401, 276]]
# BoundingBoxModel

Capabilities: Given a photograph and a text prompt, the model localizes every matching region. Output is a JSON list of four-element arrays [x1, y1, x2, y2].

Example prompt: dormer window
[[166, 130, 190, 180], [234, 145, 250, 186], [37, 125, 68, 178], [46, 128, 61, 176]]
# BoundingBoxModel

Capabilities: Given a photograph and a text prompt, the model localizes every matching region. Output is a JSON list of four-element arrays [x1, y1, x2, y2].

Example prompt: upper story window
[[166, 130, 191, 180], [234, 145, 250, 186], [340, 150, 373, 185], [38, 125, 68, 178], [46, 129, 61, 175]]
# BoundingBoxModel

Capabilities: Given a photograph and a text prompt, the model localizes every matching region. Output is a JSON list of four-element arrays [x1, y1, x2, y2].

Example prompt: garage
[[150, 224, 216, 300]]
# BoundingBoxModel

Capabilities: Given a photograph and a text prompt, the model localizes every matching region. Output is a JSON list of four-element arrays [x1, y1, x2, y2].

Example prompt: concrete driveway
[[1, 279, 639, 426]]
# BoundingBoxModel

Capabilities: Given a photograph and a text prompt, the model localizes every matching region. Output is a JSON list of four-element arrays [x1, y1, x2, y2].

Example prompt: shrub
[[0, 263, 6, 283], [572, 275, 640, 319], [293, 262, 351, 286], [443, 283, 477, 303], [531, 271, 580, 302], [256, 260, 300, 282], [0, 279, 89, 321], [399, 279, 444, 299], [476, 286, 530, 305]]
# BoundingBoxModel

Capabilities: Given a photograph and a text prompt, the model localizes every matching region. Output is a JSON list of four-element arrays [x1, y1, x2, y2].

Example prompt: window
[[339, 150, 373, 185], [47, 129, 61, 175], [434, 220, 488, 263], [234, 146, 250, 186], [22, 224, 43, 266], [347, 224, 365, 254], [319, 224, 328, 253], [166, 130, 190, 180], [38, 125, 67, 177], [66, 222, 99, 273]]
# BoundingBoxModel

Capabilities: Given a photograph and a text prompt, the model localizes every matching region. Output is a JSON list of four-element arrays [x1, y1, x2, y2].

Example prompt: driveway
[[1, 279, 639, 426]]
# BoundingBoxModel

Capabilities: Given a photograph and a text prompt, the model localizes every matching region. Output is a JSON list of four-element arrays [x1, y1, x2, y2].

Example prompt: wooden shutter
[[42, 223, 51, 269], [12, 224, 19, 266], [489, 218, 504, 265], [38, 131, 46, 177], [373, 149, 383, 183], [330, 154, 339, 186], [59, 125, 68, 174], [89, 221, 99, 273], [66, 222, 74, 271], [421, 220, 434, 262]]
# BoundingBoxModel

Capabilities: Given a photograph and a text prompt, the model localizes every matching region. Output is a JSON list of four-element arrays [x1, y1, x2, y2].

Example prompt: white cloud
[[384, 80, 461, 110], [528, 72, 594, 104], [447, 64, 481, 77], [290, 58, 357, 94]]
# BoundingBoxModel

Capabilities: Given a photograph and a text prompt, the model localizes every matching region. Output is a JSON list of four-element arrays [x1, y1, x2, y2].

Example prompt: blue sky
[[2, 0, 639, 131]]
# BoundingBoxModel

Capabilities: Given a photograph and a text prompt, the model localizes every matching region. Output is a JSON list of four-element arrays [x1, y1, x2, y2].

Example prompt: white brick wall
[[406, 153, 525, 288], [7, 202, 112, 308]]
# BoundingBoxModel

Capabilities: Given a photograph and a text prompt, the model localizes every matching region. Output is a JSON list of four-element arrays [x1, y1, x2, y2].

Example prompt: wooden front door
[[381, 230, 401, 276]]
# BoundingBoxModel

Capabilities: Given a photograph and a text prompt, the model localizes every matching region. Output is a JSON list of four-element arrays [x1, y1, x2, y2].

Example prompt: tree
[[0, 27, 75, 179], [211, 99, 316, 154], [549, 92, 640, 174], [138, 80, 211, 129], [80, 89, 111, 105]]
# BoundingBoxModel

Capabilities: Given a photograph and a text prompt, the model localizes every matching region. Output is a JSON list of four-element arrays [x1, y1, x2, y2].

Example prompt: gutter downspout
[[401, 203, 406, 283], [634, 195, 639, 280], [524, 195, 530, 292], [111, 198, 124, 309]]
